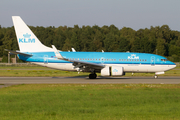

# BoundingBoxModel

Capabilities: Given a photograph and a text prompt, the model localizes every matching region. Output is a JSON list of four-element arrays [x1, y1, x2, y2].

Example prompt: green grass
[[0, 64, 50, 69], [0, 69, 90, 77], [0, 84, 180, 120]]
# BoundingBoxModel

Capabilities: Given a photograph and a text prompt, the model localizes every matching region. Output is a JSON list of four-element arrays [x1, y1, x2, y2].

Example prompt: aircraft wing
[[52, 45, 105, 70], [5, 49, 32, 57]]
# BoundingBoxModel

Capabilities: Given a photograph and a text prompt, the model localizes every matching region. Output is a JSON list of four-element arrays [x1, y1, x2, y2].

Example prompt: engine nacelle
[[101, 66, 124, 76]]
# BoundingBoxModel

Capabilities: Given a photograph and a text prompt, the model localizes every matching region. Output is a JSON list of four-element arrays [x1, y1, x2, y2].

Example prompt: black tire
[[89, 74, 97, 79]]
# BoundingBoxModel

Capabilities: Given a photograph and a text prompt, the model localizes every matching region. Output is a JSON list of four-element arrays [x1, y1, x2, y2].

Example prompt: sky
[[1, 0, 180, 31]]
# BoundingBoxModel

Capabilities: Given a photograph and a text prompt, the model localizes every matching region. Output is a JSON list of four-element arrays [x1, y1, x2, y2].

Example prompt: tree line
[[0, 24, 180, 62]]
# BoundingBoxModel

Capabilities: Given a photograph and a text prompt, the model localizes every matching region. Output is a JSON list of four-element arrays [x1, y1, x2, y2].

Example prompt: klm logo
[[128, 54, 139, 59], [113, 69, 118, 73], [19, 33, 35, 43]]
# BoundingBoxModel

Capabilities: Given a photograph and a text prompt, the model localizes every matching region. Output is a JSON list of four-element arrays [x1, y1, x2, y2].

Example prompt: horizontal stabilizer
[[5, 49, 32, 57]]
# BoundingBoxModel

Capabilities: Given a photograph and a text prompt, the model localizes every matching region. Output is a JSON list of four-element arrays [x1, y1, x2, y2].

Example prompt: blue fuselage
[[18, 52, 175, 66]]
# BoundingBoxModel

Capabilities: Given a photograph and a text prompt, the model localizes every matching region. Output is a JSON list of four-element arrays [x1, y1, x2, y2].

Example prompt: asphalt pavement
[[0, 76, 180, 88]]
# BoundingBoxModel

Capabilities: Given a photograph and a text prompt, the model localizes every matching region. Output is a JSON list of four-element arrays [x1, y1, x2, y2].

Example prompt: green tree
[[53, 26, 66, 50], [104, 33, 120, 52], [62, 38, 72, 51], [91, 30, 104, 51], [80, 26, 93, 51], [118, 37, 130, 52], [156, 38, 166, 56], [169, 45, 180, 56]]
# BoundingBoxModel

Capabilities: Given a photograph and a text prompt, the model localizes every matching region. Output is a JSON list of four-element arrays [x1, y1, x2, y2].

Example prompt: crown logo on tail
[[23, 33, 31, 38], [19, 33, 35, 43]]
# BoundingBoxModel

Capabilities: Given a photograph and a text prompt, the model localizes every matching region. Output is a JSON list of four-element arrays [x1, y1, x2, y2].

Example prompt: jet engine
[[101, 66, 124, 76]]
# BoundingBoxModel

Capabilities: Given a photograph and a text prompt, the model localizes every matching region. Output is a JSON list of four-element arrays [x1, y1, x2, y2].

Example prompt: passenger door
[[151, 56, 155, 65], [44, 55, 48, 64]]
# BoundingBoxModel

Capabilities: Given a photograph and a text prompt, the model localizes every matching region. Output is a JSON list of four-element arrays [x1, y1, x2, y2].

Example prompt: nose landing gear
[[154, 75, 158, 79]]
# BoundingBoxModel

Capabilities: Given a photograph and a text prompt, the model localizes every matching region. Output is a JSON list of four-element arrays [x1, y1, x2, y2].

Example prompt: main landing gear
[[89, 73, 97, 79]]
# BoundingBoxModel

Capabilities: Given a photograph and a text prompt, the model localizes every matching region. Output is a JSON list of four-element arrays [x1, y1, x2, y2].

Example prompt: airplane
[[5, 16, 176, 79]]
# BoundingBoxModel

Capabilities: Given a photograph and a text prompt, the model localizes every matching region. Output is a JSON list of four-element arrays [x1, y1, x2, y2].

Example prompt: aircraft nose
[[166, 62, 176, 71], [173, 64, 177, 69], [170, 63, 176, 69]]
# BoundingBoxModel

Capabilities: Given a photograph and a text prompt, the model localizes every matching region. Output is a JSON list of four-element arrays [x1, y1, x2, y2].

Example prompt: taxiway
[[0, 76, 180, 88]]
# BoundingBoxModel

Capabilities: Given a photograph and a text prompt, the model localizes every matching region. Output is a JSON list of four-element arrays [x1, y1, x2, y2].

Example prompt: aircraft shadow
[[52, 76, 180, 80]]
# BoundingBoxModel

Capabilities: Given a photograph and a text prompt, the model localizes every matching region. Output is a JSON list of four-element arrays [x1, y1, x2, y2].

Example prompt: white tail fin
[[12, 16, 53, 52]]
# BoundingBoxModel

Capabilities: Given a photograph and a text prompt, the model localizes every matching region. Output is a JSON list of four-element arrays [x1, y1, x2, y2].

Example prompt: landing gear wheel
[[154, 75, 158, 79], [89, 73, 97, 79]]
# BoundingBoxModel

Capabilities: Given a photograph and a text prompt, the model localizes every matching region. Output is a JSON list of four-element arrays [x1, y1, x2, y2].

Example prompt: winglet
[[52, 45, 64, 59], [72, 48, 76, 52]]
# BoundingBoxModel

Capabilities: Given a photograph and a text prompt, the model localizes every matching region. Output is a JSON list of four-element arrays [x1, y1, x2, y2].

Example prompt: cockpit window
[[161, 59, 168, 61]]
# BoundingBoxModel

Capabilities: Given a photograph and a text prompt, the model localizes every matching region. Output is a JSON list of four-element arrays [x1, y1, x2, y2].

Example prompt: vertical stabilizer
[[12, 16, 53, 52]]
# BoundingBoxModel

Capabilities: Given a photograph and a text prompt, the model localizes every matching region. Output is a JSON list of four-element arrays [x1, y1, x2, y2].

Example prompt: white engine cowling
[[101, 66, 124, 76]]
